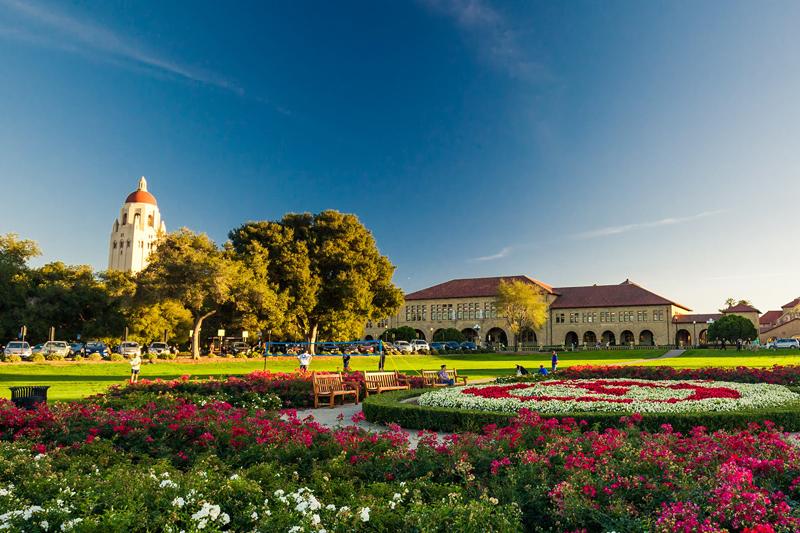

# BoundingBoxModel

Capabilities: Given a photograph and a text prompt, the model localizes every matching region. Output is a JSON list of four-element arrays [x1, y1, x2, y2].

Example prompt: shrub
[[363, 389, 800, 433], [45, 352, 65, 361], [429, 349, 439, 355], [88, 353, 103, 362], [73, 355, 84, 363], [157, 352, 177, 360], [110, 354, 125, 362], [4, 355, 21, 363], [31, 354, 45, 363], [145, 353, 157, 364]]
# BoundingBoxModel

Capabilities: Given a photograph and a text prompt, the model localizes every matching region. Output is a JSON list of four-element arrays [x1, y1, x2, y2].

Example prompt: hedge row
[[362, 389, 800, 433]]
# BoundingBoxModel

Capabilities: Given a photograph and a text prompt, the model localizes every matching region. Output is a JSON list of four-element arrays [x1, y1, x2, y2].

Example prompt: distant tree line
[[0, 210, 404, 358]]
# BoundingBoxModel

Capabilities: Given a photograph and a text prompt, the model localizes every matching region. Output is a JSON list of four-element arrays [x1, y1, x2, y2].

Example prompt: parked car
[[410, 339, 430, 352], [84, 341, 110, 358], [31, 344, 45, 355], [318, 342, 337, 353], [119, 341, 141, 357], [230, 342, 249, 355], [430, 342, 447, 351], [147, 342, 170, 355], [460, 341, 478, 351], [394, 340, 414, 354], [69, 342, 85, 356], [767, 338, 800, 349], [445, 341, 461, 351], [43, 341, 70, 357], [4, 341, 32, 359]]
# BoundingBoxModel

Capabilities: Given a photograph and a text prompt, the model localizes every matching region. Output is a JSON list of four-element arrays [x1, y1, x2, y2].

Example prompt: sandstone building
[[107, 177, 166, 273]]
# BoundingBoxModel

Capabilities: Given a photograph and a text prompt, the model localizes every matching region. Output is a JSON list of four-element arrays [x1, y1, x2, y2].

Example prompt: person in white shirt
[[129, 354, 142, 383], [297, 350, 312, 373]]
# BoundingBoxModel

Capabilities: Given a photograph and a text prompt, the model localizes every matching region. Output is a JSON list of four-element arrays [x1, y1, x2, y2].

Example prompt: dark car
[[318, 342, 337, 353], [69, 342, 85, 356], [430, 342, 447, 351], [445, 341, 461, 351], [84, 341, 110, 358], [460, 341, 478, 351]]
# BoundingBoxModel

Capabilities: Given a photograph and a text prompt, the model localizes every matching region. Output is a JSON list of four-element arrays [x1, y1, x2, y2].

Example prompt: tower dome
[[125, 176, 158, 205]]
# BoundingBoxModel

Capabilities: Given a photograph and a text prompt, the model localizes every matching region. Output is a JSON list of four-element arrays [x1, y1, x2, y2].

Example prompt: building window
[[555, 313, 565, 324], [569, 312, 578, 324], [122, 213, 128, 225], [113, 242, 117, 249], [126, 240, 130, 248], [610, 312, 616, 322], [148, 213, 154, 227]]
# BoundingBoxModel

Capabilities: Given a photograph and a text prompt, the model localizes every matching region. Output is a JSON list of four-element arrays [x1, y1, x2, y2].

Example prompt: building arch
[[485, 327, 508, 348], [601, 330, 616, 346], [639, 330, 654, 346], [699, 329, 708, 345], [565, 331, 579, 347], [432, 328, 446, 342], [364, 335, 374, 341], [675, 329, 691, 347], [147, 213, 155, 227], [620, 330, 635, 345], [518, 327, 537, 344], [461, 328, 478, 342], [583, 331, 597, 345], [414, 329, 427, 340]]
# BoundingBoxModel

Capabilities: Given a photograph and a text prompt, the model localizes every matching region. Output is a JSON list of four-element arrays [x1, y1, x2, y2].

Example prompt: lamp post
[[474, 324, 481, 348], [263, 329, 271, 372], [692, 321, 697, 347], [429, 327, 435, 343]]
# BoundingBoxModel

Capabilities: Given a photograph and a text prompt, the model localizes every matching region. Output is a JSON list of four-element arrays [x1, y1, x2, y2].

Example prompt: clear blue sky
[[1, 0, 798, 313]]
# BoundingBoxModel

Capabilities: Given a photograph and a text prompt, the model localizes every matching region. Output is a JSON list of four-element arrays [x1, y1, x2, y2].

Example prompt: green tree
[[229, 211, 404, 352], [707, 314, 758, 343], [721, 298, 752, 311], [432, 328, 466, 343], [496, 279, 549, 351], [0, 234, 40, 341], [136, 229, 243, 358], [380, 326, 418, 342], [128, 300, 193, 345]]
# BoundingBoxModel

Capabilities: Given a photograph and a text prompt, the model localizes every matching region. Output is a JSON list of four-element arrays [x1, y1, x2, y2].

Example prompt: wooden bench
[[421, 369, 468, 388], [363, 371, 410, 397], [312, 373, 359, 408]]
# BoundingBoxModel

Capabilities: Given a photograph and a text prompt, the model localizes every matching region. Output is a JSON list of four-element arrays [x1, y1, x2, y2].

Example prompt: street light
[[474, 324, 481, 347], [693, 321, 697, 347]]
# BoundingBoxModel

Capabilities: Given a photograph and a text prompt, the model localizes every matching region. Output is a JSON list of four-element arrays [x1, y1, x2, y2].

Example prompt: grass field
[[0, 350, 666, 401], [3, 348, 800, 402]]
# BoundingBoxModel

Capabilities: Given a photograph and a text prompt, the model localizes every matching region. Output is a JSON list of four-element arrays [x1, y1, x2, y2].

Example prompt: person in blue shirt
[[551, 351, 559, 373], [438, 364, 455, 385], [538, 365, 548, 376]]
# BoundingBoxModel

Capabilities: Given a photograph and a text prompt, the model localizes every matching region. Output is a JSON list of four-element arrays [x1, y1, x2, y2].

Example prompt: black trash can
[[9, 386, 50, 410]]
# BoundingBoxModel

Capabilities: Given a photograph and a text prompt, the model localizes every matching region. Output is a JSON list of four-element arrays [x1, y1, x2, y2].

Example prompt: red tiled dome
[[125, 190, 157, 205]]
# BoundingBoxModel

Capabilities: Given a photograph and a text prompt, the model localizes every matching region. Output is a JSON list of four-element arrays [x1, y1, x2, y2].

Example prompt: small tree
[[380, 326, 417, 342], [432, 328, 465, 343], [720, 298, 752, 311], [707, 314, 757, 343], [136, 229, 242, 359], [496, 279, 548, 351]]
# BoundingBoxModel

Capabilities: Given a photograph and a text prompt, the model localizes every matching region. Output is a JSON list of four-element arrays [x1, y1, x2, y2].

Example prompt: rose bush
[[418, 379, 800, 414]]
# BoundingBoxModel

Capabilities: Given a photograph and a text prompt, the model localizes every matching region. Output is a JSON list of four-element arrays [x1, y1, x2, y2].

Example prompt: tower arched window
[[148, 213, 154, 227], [113, 242, 117, 249], [126, 240, 130, 248], [122, 213, 128, 225]]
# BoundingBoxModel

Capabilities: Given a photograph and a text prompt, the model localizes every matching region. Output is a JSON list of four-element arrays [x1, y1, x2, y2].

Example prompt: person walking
[[297, 350, 312, 373], [551, 351, 559, 373], [130, 353, 142, 384], [342, 352, 351, 372]]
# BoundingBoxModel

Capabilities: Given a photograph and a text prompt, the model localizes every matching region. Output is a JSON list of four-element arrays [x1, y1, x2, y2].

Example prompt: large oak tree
[[229, 210, 403, 352], [496, 279, 549, 351]]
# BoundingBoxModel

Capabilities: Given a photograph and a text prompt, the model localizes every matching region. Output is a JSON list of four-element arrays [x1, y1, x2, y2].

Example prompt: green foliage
[[31, 354, 44, 363], [229, 211, 403, 351], [708, 314, 758, 342], [432, 328, 465, 342], [0, 234, 40, 342], [496, 279, 548, 350], [88, 353, 103, 362], [128, 300, 192, 345], [4, 354, 21, 363], [110, 354, 125, 362], [380, 326, 418, 342], [45, 352, 65, 361], [363, 390, 800, 433]]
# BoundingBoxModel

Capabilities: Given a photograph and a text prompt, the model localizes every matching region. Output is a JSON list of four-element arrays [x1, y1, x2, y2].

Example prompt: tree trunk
[[192, 311, 216, 359], [306, 323, 319, 355]]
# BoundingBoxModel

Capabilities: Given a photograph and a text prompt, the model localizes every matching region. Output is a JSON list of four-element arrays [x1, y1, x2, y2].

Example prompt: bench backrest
[[313, 373, 344, 394], [364, 371, 401, 389], [422, 369, 459, 383]]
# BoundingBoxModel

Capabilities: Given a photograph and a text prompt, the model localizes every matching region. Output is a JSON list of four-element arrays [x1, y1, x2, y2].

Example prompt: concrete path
[[615, 349, 686, 365]]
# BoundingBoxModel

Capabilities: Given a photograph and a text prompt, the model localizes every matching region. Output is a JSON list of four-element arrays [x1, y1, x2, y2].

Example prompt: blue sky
[[1, 0, 798, 312]]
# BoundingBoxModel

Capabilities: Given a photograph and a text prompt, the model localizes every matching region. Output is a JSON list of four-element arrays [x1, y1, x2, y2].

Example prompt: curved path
[[615, 348, 685, 365]]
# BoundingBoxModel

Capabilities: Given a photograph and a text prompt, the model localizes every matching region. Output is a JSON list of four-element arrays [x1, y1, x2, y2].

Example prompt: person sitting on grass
[[538, 365, 548, 376], [130, 353, 142, 384], [438, 364, 455, 386], [515, 364, 530, 376]]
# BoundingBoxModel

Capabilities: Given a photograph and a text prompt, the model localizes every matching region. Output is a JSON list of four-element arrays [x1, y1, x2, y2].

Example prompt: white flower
[[359, 507, 371, 522], [33, 454, 45, 461], [23, 506, 42, 520], [40, 521, 49, 531], [60, 518, 82, 532], [274, 489, 285, 497], [288, 527, 303, 533], [196, 519, 207, 530], [159, 479, 178, 489], [219, 513, 230, 525], [489, 497, 499, 505], [251, 511, 259, 520], [311, 514, 321, 525], [325, 504, 336, 511], [229, 474, 239, 480], [172, 497, 185, 508]]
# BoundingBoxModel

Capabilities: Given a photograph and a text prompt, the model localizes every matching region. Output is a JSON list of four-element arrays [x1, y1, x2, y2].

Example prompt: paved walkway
[[615, 348, 685, 365]]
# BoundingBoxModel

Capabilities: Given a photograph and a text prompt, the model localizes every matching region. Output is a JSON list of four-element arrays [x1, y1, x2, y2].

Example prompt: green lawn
[[638, 348, 800, 368], [0, 350, 665, 401]]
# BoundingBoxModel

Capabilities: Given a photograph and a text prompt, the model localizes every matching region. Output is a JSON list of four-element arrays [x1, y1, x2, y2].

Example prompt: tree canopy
[[229, 210, 403, 352], [380, 326, 417, 342], [432, 328, 466, 343], [707, 314, 758, 343], [496, 279, 549, 350]]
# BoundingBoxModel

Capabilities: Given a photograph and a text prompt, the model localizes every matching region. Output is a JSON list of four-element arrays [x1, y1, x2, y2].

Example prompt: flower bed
[[557, 364, 800, 385], [418, 379, 800, 414]]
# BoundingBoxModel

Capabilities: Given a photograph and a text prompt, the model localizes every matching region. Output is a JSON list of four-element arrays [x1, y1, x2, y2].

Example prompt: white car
[[767, 338, 800, 349], [147, 342, 169, 355], [119, 341, 141, 357], [4, 341, 32, 359], [411, 339, 430, 352], [394, 340, 414, 354], [43, 341, 70, 357]]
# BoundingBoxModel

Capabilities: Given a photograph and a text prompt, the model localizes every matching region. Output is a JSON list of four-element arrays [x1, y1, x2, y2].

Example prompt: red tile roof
[[550, 280, 691, 311], [673, 313, 722, 324], [404, 276, 555, 300], [723, 303, 761, 314], [759, 310, 783, 325], [760, 317, 800, 335], [782, 297, 800, 309]]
